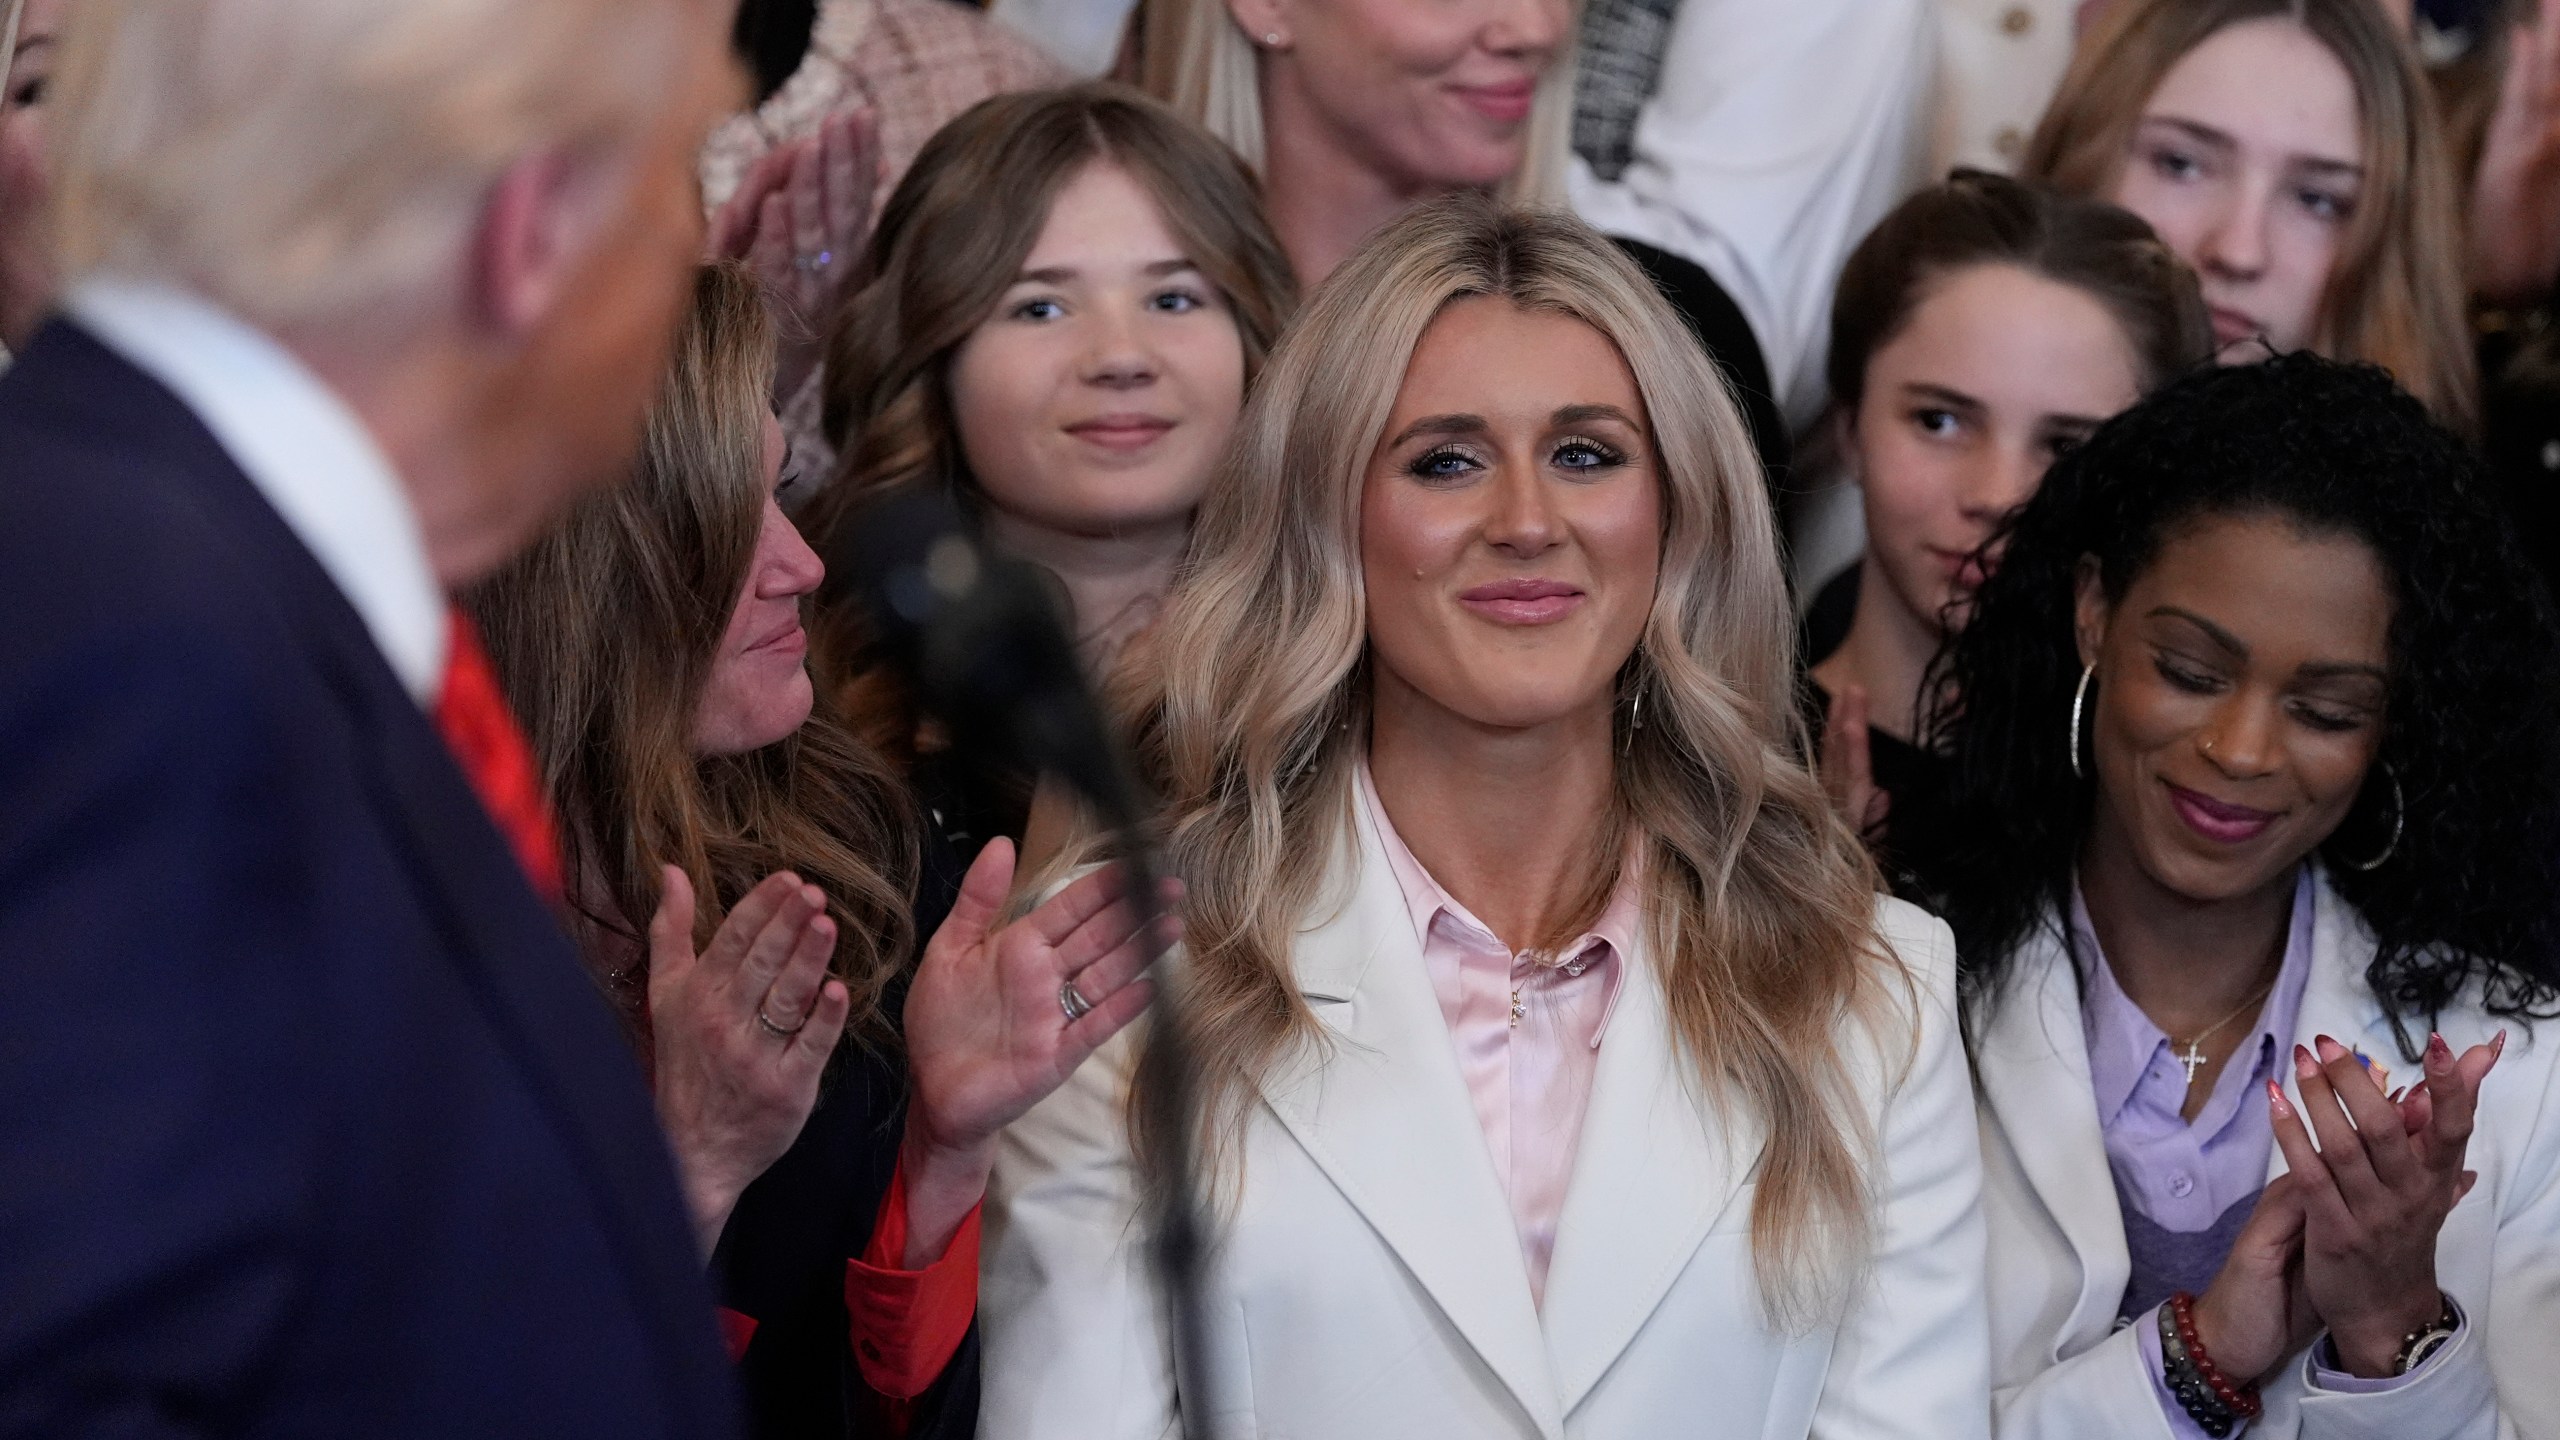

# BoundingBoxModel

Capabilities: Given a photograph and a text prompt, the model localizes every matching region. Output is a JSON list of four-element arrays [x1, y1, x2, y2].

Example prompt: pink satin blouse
[[1355, 766, 1635, 1307]]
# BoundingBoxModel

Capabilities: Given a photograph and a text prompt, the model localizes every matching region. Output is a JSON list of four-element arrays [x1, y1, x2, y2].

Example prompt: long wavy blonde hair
[[1128, 0, 1576, 207], [1103, 194, 1904, 1326], [2023, 0, 2477, 434]]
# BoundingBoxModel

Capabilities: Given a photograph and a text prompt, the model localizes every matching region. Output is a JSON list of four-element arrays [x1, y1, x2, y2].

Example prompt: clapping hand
[[647, 867, 849, 1257], [704, 105, 882, 405], [895, 839, 1178, 1267], [1818, 683, 1892, 841], [2268, 1030, 2501, 1376]]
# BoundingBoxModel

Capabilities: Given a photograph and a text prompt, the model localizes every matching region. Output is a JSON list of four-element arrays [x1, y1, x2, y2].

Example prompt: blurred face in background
[[2, 0, 63, 350], [948, 160, 1247, 543], [1360, 296, 1661, 738], [1851, 262, 2144, 638], [1236, 0, 1568, 191], [693, 413, 823, 755], [2107, 18, 2363, 357]]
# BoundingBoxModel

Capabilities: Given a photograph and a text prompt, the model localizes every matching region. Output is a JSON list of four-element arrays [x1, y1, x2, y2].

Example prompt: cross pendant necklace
[[2169, 979, 2276, 1091], [2175, 1041, 2212, 1085]]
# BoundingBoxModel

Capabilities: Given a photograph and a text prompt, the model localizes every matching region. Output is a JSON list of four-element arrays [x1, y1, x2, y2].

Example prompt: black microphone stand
[[827, 490, 1221, 1439]]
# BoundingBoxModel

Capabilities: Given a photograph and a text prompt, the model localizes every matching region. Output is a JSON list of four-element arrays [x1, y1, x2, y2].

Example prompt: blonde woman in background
[[1130, 0, 1573, 283], [978, 195, 1990, 1440], [2024, 0, 2479, 432], [1128, 0, 1794, 481]]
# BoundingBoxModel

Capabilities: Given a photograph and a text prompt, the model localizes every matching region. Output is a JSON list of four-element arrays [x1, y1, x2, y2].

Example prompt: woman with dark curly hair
[[1923, 353, 2560, 1438]]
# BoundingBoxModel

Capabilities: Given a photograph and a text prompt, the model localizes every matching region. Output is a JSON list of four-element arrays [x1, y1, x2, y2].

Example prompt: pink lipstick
[[1458, 577, 1584, 626], [2165, 781, 2278, 845]]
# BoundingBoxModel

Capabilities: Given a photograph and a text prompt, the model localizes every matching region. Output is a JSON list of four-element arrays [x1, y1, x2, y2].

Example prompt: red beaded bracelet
[[2168, 1291, 2265, 1420]]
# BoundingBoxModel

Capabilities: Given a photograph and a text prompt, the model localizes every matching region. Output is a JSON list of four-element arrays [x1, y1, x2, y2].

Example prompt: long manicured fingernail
[[2426, 1032, 2452, 1072], [2315, 1034, 2348, 1063], [2492, 1029, 2508, 1061], [2294, 1044, 2319, 1080], [2267, 1080, 2294, 1118]]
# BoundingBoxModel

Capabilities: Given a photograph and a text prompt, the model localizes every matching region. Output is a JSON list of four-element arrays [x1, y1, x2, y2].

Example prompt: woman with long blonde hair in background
[[1127, 0, 1797, 480], [2023, 0, 2479, 432], [978, 196, 1990, 1440]]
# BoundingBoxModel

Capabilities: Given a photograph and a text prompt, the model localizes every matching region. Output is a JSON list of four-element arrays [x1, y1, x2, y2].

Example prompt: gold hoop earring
[[2340, 763, 2403, 872], [2068, 663, 2095, 780]]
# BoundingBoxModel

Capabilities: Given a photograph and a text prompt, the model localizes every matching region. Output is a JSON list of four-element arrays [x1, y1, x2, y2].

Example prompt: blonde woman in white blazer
[[1919, 355, 2560, 1439], [978, 196, 1993, 1440]]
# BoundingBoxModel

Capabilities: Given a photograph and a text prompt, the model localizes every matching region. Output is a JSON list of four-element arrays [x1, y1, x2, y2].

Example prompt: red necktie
[[434, 611, 565, 903]]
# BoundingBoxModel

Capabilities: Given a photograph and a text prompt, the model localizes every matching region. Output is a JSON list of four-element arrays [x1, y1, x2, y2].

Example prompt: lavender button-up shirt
[[2075, 869, 2435, 1435]]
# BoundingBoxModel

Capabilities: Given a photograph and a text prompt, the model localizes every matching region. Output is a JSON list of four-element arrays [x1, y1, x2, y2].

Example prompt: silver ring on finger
[[755, 1004, 808, 1039], [1059, 979, 1093, 1023]]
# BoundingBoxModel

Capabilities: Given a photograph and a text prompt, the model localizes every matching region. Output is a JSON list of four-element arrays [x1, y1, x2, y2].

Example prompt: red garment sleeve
[[845, 1155, 982, 1403]]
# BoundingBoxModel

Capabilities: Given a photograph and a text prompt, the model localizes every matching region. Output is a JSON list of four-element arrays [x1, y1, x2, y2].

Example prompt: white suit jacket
[[979, 802, 1992, 1439], [1977, 865, 2560, 1439]]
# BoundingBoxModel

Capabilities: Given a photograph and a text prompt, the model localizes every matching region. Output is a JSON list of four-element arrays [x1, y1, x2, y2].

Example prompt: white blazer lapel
[[1539, 939, 1751, 1414], [1973, 920, 2131, 1346], [1256, 805, 1566, 1440]]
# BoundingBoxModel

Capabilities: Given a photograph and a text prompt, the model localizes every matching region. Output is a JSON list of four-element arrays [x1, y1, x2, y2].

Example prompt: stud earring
[[1264, 30, 1283, 45]]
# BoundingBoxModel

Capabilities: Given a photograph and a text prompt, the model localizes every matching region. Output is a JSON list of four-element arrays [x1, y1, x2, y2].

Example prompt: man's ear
[[470, 149, 604, 340], [2071, 555, 2109, 670]]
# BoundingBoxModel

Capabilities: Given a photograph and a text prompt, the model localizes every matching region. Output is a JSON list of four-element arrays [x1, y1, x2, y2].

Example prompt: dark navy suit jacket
[[0, 323, 741, 1439]]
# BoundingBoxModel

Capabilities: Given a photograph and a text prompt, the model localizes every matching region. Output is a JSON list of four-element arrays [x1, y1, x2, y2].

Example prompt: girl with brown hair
[[469, 264, 1168, 1439], [803, 81, 1294, 856], [979, 195, 1990, 1440], [2023, 0, 2479, 432], [1806, 172, 2210, 888]]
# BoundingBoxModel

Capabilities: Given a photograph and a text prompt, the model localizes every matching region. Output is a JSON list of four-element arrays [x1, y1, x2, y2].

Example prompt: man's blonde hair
[[47, 0, 692, 330]]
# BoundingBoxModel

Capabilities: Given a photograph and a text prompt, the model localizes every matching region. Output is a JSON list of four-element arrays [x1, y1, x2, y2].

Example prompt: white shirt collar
[[64, 279, 448, 705]]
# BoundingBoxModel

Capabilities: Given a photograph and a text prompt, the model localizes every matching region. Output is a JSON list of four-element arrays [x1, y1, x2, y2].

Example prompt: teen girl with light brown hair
[[804, 81, 1294, 863], [977, 195, 1991, 1440], [2023, 0, 2478, 432]]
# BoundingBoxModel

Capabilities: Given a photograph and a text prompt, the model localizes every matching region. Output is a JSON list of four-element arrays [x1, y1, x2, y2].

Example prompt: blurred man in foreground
[[0, 0, 747, 1433]]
